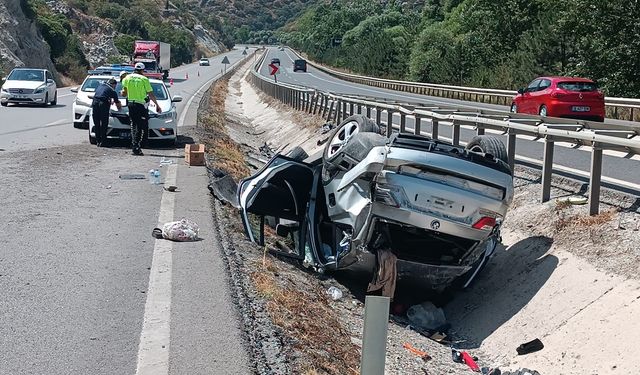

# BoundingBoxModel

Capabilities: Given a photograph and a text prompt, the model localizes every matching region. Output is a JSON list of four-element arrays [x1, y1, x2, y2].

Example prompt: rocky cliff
[[0, 0, 56, 74]]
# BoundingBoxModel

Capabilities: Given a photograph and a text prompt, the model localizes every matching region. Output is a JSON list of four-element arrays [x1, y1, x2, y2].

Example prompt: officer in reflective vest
[[121, 62, 161, 156]]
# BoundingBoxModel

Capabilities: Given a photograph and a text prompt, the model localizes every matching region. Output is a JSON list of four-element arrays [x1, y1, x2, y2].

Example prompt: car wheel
[[51, 92, 57, 106], [89, 135, 97, 145], [466, 135, 509, 166], [1, 102, 7, 107], [510, 103, 517, 113], [43, 93, 49, 107], [286, 146, 308, 161], [539, 105, 547, 117], [322, 114, 384, 183]]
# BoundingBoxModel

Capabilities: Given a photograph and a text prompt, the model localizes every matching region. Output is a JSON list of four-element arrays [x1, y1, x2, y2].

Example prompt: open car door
[[238, 155, 315, 259]]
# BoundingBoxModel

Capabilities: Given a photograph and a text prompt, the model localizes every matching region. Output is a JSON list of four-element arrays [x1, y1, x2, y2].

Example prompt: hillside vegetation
[[282, 0, 640, 97]]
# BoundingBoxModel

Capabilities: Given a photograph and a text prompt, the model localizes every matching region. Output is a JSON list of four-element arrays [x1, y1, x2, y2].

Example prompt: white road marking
[[135, 164, 177, 375], [177, 74, 220, 128]]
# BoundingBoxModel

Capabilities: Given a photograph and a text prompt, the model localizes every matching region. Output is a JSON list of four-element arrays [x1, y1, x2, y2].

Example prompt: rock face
[[194, 24, 224, 54], [0, 0, 56, 74], [45, 0, 124, 66]]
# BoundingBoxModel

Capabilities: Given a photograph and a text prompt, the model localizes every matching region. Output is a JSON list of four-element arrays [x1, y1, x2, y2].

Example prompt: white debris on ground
[[220, 61, 640, 374]]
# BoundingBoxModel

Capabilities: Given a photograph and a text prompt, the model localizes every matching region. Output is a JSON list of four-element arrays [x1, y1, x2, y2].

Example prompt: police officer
[[92, 77, 122, 147], [121, 62, 161, 156]]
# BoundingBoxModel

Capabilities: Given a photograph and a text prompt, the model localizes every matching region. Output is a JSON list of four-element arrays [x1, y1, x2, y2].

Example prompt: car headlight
[[75, 98, 91, 106], [34, 86, 46, 94]]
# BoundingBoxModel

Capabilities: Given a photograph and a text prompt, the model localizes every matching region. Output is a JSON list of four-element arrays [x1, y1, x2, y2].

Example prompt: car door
[[531, 78, 552, 114], [521, 79, 541, 114], [238, 155, 316, 257], [45, 71, 55, 98]]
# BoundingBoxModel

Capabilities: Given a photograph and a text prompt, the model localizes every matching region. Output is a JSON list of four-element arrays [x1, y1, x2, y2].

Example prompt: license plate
[[119, 131, 131, 139], [572, 106, 590, 112], [14, 95, 26, 99]]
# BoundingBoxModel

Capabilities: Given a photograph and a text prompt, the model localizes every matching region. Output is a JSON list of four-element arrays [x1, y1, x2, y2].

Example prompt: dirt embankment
[[200, 61, 640, 374]]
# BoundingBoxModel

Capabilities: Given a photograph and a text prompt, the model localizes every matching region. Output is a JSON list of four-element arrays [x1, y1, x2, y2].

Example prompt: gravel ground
[[201, 63, 640, 374]]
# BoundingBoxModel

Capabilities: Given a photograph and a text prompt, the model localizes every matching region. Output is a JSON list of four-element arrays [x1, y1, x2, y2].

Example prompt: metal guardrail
[[286, 49, 640, 123], [249, 52, 640, 215]]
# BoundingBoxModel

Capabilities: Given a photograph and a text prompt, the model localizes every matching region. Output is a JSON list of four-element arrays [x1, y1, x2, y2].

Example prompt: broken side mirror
[[70, 87, 79, 93], [517, 88, 525, 95]]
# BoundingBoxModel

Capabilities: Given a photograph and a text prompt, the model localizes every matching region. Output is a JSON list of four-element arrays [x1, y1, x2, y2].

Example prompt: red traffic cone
[[185, 73, 189, 80], [169, 78, 174, 86]]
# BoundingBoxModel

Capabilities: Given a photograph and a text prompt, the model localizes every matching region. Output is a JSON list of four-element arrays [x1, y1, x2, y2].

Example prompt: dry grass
[[199, 80, 250, 180], [556, 209, 618, 232], [249, 254, 360, 375]]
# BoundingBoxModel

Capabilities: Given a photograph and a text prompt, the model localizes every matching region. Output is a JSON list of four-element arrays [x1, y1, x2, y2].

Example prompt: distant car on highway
[[88, 77, 182, 145], [270, 58, 280, 66], [199, 58, 210, 66], [71, 74, 114, 128], [293, 59, 307, 73], [511, 77, 605, 122], [0, 68, 57, 107]]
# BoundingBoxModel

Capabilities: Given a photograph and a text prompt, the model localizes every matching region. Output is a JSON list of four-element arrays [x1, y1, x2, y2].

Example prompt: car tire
[[43, 93, 48, 107], [286, 146, 308, 161], [89, 135, 97, 145], [466, 135, 509, 165], [51, 92, 57, 106], [539, 105, 547, 117], [510, 103, 517, 113], [1, 102, 7, 107]]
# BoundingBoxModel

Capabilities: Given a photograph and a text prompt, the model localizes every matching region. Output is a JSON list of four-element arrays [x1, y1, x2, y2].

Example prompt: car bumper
[[73, 103, 91, 124], [548, 100, 605, 120], [1, 91, 47, 104], [91, 114, 177, 140]]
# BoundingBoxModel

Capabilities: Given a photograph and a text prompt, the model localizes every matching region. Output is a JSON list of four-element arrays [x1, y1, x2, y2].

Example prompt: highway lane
[[0, 48, 253, 374], [259, 47, 640, 191]]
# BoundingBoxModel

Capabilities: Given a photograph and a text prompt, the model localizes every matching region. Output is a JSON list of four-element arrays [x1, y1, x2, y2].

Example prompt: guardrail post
[[400, 114, 406, 133], [366, 106, 372, 118], [414, 116, 421, 135], [360, 296, 390, 375], [431, 119, 439, 140], [312, 95, 321, 115], [326, 100, 335, 121], [452, 121, 460, 145], [350, 103, 355, 117], [321, 97, 330, 119], [507, 132, 516, 173], [476, 126, 485, 136], [541, 138, 555, 203], [358, 104, 363, 115], [375, 107, 381, 126], [386, 110, 393, 136], [589, 146, 603, 215], [335, 100, 342, 123]]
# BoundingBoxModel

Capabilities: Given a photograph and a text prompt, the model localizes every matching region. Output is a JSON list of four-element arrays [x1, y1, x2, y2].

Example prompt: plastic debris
[[321, 122, 335, 134], [159, 157, 174, 166], [402, 343, 432, 361], [452, 348, 480, 372], [119, 173, 146, 180], [407, 301, 447, 331], [516, 338, 544, 355], [152, 218, 200, 242], [326, 286, 343, 300]]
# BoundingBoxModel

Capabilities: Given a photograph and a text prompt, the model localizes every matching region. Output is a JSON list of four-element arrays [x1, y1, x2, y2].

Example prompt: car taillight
[[472, 216, 496, 230]]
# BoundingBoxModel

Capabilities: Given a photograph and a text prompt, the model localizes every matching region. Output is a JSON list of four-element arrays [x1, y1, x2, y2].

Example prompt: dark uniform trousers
[[128, 102, 148, 150], [91, 99, 111, 144]]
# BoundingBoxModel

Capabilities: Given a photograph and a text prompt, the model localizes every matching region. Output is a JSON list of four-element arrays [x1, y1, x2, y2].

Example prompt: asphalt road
[[259, 47, 640, 192], [0, 48, 252, 374]]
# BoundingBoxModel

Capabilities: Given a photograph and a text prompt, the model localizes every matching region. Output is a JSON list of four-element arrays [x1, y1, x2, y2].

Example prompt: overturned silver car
[[238, 115, 513, 290]]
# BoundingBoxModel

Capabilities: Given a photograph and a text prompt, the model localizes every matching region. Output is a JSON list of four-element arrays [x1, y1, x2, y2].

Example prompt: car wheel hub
[[327, 121, 359, 158]]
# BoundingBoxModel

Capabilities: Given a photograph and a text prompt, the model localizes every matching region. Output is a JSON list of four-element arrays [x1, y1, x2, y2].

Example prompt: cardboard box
[[185, 144, 205, 166]]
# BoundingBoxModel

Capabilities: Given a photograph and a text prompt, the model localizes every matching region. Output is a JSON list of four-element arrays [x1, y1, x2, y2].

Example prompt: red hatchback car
[[511, 77, 605, 122]]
